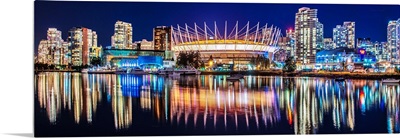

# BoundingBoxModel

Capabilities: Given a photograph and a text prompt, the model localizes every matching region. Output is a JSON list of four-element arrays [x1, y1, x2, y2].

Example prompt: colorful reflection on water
[[35, 72, 400, 134]]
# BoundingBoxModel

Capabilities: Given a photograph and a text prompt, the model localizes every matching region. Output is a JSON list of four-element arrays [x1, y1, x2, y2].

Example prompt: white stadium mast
[[172, 21, 282, 54]]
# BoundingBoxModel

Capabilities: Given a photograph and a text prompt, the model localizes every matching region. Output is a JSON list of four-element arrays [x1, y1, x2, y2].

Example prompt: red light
[[359, 91, 365, 106]]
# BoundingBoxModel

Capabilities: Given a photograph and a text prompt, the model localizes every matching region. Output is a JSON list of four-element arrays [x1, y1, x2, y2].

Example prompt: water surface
[[34, 72, 400, 136]]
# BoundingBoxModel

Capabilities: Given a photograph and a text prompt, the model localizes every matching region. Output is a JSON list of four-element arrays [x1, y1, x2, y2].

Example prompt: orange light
[[208, 61, 213, 66], [360, 49, 365, 55]]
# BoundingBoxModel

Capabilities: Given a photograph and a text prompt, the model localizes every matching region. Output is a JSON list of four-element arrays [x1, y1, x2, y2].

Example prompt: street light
[[208, 60, 213, 70], [209, 60, 214, 65]]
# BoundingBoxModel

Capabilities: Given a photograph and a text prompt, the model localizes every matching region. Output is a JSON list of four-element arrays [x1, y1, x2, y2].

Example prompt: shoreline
[[298, 72, 400, 80], [202, 71, 400, 80], [35, 70, 80, 73], [34, 70, 400, 80]]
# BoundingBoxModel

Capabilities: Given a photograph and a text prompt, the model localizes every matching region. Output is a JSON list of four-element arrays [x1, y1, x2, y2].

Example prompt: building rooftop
[[317, 47, 355, 56]]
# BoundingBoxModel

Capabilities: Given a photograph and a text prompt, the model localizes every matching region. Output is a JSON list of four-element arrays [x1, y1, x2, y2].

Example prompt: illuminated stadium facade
[[171, 21, 282, 69]]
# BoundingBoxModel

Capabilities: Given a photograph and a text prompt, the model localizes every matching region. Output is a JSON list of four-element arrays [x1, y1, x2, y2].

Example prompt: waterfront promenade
[[34, 70, 400, 80], [34, 69, 79, 73], [202, 70, 400, 79], [299, 72, 400, 79]]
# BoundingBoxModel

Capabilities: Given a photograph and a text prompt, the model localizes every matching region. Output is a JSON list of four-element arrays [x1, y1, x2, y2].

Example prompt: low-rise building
[[316, 47, 377, 70], [102, 48, 167, 69]]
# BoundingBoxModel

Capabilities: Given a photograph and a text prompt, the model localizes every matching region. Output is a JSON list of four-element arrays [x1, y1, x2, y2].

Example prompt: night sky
[[34, 1, 399, 54]]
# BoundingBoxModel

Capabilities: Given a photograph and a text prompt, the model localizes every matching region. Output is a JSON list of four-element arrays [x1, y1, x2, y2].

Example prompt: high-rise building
[[47, 28, 64, 65], [153, 26, 172, 51], [36, 28, 67, 66], [344, 22, 355, 48], [286, 29, 295, 38], [387, 19, 400, 62], [316, 22, 324, 51], [375, 41, 389, 62], [286, 29, 295, 57], [382, 42, 390, 62], [37, 40, 50, 64], [93, 31, 98, 48], [82, 28, 97, 65], [62, 42, 71, 65], [323, 38, 334, 50], [112, 21, 133, 49], [333, 25, 347, 48], [69, 28, 83, 66], [294, 7, 321, 64], [333, 22, 355, 49], [68, 27, 97, 66], [398, 18, 400, 51], [278, 37, 292, 57]]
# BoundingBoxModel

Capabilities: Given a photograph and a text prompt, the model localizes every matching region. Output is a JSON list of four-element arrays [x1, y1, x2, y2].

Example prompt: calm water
[[34, 72, 400, 136]]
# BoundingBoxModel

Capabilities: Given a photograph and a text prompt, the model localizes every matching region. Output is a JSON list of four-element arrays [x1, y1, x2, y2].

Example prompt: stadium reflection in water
[[35, 72, 400, 134]]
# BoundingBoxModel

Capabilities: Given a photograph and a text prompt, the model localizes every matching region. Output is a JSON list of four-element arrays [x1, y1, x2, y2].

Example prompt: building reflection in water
[[169, 76, 281, 131], [36, 72, 104, 125], [36, 73, 400, 133], [111, 74, 133, 129]]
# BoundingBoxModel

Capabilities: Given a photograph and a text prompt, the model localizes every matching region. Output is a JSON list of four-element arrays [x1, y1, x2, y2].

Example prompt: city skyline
[[30, 1, 400, 136], [34, 1, 399, 54]]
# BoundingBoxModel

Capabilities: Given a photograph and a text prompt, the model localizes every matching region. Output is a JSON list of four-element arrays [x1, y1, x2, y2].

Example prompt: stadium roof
[[172, 21, 282, 47]]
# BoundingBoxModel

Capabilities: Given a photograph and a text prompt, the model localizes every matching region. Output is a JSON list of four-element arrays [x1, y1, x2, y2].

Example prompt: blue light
[[107, 94, 111, 103]]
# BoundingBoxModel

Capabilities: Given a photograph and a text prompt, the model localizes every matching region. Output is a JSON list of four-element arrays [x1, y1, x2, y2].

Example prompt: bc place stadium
[[171, 21, 282, 69], [102, 21, 284, 71]]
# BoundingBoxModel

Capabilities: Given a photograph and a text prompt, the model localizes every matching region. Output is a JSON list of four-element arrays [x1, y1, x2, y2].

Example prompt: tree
[[256, 55, 270, 70], [49, 64, 55, 70], [71, 65, 80, 71], [256, 55, 261, 65], [60, 65, 66, 70], [193, 51, 201, 69], [265, 58, 271, 70], [341, 61, 346, 71], [187, 51, 194, 67], [176, 51, 202, 69], [34, 63, 48, 70], [396, 67, 400, 73], [271, 61, 278, 68], [249, 56, 256, 66], [283, 56, 296, 72], [90, 57, 102, 66], [200, 61, 205, 70], [208, 55, 213, 61], [177, 51, 188, 67], [83, 64, 89, 69], [254, 55, 264, 68]]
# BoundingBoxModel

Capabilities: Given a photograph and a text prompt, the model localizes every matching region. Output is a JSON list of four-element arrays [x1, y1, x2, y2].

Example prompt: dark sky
[[34, 1, 399, 54]]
